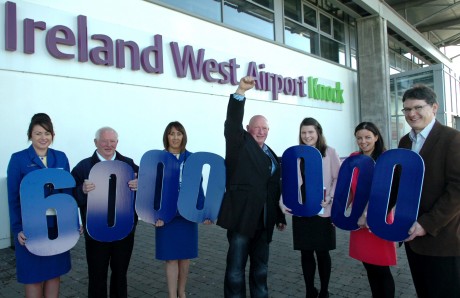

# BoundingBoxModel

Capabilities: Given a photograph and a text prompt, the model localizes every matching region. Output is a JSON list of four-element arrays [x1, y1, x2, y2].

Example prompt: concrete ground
[[0, 217, 416, 297]]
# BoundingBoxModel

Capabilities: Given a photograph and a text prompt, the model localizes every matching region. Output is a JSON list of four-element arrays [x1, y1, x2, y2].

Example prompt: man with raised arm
[[217, 76, 286, 298]]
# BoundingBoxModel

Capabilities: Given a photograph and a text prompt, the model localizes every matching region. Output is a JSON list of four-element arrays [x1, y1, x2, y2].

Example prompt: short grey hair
[[95, 126, 118, 140]]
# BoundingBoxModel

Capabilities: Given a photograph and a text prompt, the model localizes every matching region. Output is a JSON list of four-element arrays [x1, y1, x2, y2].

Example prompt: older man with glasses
[[399, 84, 460, 298]]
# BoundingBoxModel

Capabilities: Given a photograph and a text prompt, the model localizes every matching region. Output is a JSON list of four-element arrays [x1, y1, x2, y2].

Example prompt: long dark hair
[[27, 113, 54, 141], [299, 117, 327, 157], [162, 121, 187, 153], [354, 122, 386, 160]]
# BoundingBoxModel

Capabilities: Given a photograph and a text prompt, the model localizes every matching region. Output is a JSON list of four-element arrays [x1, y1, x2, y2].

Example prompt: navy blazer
[[7, 145, 70, 236], [217, 96, 286, 242], [399, 121, 460, 256]]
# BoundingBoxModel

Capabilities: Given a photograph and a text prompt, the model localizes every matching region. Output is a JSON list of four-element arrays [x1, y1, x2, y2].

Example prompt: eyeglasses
[[401, 104, 430, 115]]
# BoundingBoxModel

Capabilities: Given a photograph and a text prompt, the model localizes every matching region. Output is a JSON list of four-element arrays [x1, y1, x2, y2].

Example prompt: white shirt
[[408, 118, 435, 153], [96, 151, 116, 161]]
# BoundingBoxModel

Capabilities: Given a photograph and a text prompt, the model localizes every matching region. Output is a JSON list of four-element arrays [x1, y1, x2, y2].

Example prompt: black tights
[[362, 262, 395, 298], [301, 250, 331, 295]]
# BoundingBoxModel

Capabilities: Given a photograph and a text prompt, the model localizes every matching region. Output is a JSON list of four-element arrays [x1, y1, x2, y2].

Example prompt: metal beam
[[436, 32, 460, 47], [352, 0, 454, 68], [327, 0, 362, 19], [388, 35, 432, 65], [389, 0, 433, 11], [413, 1, 460, 27], [417, 18, 460, 32]]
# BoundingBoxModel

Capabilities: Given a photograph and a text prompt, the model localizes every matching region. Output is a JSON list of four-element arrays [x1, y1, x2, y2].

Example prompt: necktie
[[264, 147, 277, 175]]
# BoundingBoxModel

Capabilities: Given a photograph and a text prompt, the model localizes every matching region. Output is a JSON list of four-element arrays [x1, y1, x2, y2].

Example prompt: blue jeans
[[224, 229, 269, 298]]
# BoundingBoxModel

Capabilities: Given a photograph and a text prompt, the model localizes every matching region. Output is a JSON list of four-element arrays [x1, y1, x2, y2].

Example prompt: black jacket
[[217, 96, 286, 242]]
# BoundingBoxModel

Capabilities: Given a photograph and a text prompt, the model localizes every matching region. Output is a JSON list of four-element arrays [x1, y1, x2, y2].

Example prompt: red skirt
[[349, 227, 397, 266]]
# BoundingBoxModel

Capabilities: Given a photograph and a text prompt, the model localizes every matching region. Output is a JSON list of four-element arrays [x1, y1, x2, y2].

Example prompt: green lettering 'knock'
[[308, 77, 344, 103]]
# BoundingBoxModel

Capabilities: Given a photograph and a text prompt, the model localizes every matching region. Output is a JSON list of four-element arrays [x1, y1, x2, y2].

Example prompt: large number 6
[[20, 168, 79, 256]]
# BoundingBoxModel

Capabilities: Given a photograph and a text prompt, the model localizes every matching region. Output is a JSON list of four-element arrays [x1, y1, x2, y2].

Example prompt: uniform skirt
[[155, 216, 198, 260], [292, 215, 336, 251], [14, 215, 71, 284]]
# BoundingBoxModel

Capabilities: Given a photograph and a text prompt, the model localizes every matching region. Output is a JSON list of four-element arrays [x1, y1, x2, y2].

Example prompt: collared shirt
[[232, 93, 245, 101], [96, 151, 116, 161], [409, 118, 435, 153]]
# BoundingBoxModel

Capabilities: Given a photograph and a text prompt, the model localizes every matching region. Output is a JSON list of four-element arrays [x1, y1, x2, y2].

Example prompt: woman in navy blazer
[[7, 113, 71, 298]]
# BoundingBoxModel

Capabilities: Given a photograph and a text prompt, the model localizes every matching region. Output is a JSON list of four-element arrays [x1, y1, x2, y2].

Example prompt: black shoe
[[318, 290, 329, 298], [306, 287, 318, 298]]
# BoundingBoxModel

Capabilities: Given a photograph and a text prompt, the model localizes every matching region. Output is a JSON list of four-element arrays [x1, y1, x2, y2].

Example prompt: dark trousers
[[362, 262, 395, 298], [405, 243, 460, 298], [224, 229, 269, 298], [85, 231, 135, 298], [300, 250, 331, 298]]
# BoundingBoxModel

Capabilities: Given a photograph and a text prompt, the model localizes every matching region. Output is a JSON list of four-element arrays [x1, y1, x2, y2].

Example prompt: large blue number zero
[[282, 145, 323, 217], [136, 150, 180, 224], [86, 160, 135, 242], [331, 154, 374, 230], [367, 149, 424, 242], [177, 152, 225, 223]]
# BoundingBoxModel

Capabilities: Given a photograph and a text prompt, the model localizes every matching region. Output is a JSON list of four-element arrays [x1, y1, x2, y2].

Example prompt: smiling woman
[[155, 121, 207, 298], [7, 113, 72, 298], [30, 126, 53, 156], [348, 121, 396, 298], [291, 117, 341, 298]]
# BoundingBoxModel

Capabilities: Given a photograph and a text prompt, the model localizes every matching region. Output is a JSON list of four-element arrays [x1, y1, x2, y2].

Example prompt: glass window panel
[[320, 0, 342, 19], [157, 0, 221, 22], [452, 74, 459, 115], [285, 19, 319, 54], [390, 115, 411, 149], [320, 36, 344, 64], [390, 82, 397, 115], [351, 48, 357, 69], [251, 0, 274, 9], [453, 76, 459, 115], [303, 4, 317, 28], [395, 55, 402, 70], [349, 25, 356, 49], [224, 0, 275, 40], [338, 43, 346, 65], [390, 116, 397, 148], [395, 71, 434, 114], [445, 75, 452, 113], [390, 67, 400, 75], [284, 0, 302, 22], [333, 19, 344, 42], [390, 75, 413, 148], [320, 13, 331, 35], [389, 51, 396, 67]]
